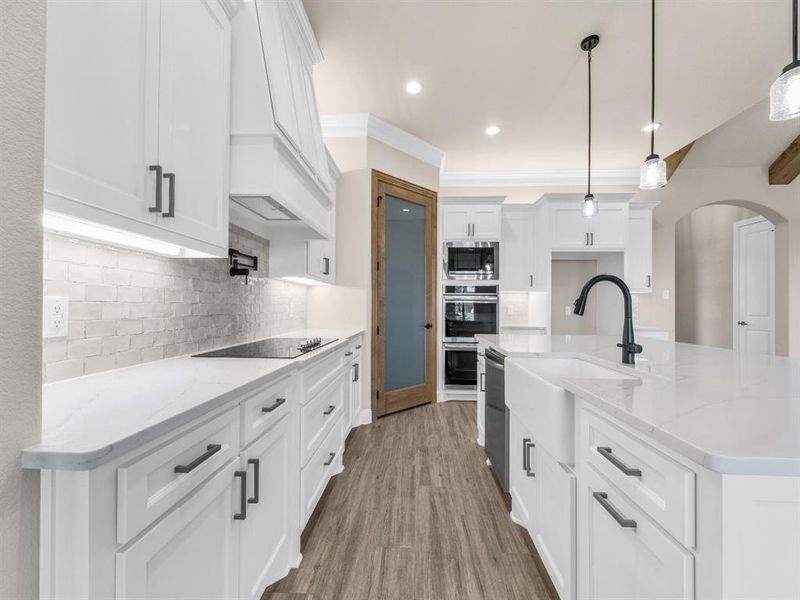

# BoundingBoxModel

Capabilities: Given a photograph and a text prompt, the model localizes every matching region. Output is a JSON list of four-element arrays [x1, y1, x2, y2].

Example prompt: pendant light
[[770, 0, 800, 120], [581, 35, 600, 218], [639, 0, 667, 189]]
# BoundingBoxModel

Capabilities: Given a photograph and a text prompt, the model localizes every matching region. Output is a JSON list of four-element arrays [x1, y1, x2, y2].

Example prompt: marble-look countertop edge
[[480, 335, 800, 478], [22, 329, 364, 471]]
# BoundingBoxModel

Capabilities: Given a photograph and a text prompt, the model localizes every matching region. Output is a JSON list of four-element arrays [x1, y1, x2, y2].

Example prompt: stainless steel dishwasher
[[484, 347, 508, 491]]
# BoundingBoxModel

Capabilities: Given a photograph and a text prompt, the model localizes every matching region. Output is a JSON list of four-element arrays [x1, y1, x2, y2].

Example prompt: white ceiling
[[683, 98, 800, 169], [304, 0, 795, 173]]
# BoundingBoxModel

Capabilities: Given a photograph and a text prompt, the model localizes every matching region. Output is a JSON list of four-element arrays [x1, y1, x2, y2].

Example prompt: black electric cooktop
[[193, 337, 337, 359]]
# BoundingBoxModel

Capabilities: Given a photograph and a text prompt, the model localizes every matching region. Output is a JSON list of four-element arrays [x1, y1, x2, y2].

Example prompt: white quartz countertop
[[22, 329, 364, 471], [477, 333, 800, 477]]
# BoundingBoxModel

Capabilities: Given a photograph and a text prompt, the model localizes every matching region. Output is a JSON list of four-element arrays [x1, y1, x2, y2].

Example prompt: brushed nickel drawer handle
[[174, 444, 221, 474], [262, 397, 286, 413], [597, 446, 642, 477], [323, 452, 336, 466], [593, 492, 637, 528]]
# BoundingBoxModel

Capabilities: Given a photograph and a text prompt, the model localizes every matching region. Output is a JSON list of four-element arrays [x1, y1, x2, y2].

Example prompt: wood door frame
[[732, 215, 775, 354], [371, 170, 438, 418]]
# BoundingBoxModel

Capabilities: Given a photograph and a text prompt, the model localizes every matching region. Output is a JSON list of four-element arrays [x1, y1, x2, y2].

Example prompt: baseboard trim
[[359, 409, 373, 425]]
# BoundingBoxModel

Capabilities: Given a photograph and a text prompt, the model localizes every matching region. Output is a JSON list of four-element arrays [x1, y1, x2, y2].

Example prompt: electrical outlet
[[506, 304, 515, 315], [565, 304, 573, 316], [662, 288, 670, 300], [43, 296, 69, 338]]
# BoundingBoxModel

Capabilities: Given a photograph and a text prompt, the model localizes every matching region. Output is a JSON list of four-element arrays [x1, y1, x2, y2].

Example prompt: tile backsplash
[[43, 225, 307, 383]]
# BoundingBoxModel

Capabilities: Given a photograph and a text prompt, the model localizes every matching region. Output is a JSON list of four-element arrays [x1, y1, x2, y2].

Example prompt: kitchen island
[[477, 333, 800, 600]]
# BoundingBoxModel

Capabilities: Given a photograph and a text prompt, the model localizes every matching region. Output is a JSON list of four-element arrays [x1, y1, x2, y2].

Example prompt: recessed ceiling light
[[485, 125, 501, 136], [405, 80, 422, 95], [641, 121, 662, 133]]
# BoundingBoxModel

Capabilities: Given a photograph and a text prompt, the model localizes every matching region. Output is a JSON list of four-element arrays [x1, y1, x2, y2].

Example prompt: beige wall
[[636, 167, 800, 356], [551, 260, 597, 335], [674, 205, 758, 349], [0, 1, 46, 597], [307, 138, 440, 415]]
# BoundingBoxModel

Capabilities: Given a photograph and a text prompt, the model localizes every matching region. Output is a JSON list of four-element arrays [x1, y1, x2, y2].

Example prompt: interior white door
[[734, 217, 775, 355], [157, 0, 230, 252], [116, 461, 240, 600], [239, 415, 298, 600], [44, 0, 159, 221]]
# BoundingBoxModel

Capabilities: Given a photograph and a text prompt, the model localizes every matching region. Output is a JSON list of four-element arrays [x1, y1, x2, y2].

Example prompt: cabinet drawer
[[302, 349, 345, 402], [240, 374, 293, 448], [301, 413, 344, 526], [117, 406, 240, 544], [583, 465, 694, 600], [300, 369, 347, 466], [581, 408, 696, 546]]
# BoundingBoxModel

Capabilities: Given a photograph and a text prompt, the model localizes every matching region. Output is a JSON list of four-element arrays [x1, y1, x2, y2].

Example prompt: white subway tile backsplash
[[43, 225, 307, 382]]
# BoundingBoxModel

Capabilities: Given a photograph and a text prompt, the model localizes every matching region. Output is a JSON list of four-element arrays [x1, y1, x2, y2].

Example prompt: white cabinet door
[[470, 206, 501, 239], [590, 205, 627, 249], [157, 0, 230, 253], [533, 450, 576, 600], [508, 412, 538, 532], [581, 466, 694, 600], [442, 206, 471, 240], [501, 207, 535, 289], [44, 0, 159, 222], [551, 207, 589, 249], [349, 349, 362, 429], [239, 415, 299, 600], [116, 461, 240, 600], [307, 239, 335, 284], [627, 208, 653, 292], [477, 352, 486, 445]]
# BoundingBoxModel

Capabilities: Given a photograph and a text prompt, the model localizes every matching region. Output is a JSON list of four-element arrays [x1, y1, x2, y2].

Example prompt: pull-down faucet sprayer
[[573, 274, 643, 365]]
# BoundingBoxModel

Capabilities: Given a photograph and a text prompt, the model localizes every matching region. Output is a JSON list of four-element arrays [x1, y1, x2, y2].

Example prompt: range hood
[[228, 0, 333, 242]]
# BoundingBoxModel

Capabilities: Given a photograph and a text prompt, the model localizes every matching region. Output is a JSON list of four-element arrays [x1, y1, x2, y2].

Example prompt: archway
[[673, 200, 789, 355]]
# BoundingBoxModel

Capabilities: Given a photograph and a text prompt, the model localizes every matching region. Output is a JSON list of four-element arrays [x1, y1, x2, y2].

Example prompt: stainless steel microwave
[[443, 241, 499, 281]]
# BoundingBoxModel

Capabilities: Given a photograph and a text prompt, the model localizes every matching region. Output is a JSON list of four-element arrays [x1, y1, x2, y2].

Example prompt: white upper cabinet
[[441, 199, 502, 240], [626, 203, 655, 293], [44, 0, 233, 257], [501, 206, 536, 290], [550, 202, 628, 250]]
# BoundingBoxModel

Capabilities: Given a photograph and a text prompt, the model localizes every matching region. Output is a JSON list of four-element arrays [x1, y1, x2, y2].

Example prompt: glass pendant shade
[[639, 155, 667, 190], [582, 194, 598, 218], [770, 63, 800, 121]]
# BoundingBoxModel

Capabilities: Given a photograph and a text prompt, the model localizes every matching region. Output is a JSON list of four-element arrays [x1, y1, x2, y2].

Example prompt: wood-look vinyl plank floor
[[265, 401, 557, 600]]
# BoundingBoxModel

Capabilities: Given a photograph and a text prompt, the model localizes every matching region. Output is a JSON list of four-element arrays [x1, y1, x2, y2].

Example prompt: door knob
[[737, 320, 749, 326], [424, 323, 433, 329]]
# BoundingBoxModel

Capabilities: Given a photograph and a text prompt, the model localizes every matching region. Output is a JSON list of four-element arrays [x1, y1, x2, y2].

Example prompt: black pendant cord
[[587, 48, 592, 196], [650, 0, 656, 157]]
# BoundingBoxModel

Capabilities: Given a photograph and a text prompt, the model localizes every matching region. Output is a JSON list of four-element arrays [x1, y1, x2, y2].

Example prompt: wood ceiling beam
[[769, 134, 800, 185], [665, 142, 695, 180]]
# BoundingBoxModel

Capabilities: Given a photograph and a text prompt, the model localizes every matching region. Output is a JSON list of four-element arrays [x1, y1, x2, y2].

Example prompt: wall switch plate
[[565, 305, 573, 316], [507, 304, 515, 315], [43, 296, 69, 338], [662, 289, 670, 300]]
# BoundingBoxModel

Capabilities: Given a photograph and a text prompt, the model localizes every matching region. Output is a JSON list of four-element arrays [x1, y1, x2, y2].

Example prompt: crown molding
[[320, 113, 446, 170], [439, 169, 640, 188]]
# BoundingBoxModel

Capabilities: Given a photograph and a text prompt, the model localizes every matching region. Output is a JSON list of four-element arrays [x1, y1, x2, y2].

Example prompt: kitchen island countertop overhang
[[478, 333, 800, 477]]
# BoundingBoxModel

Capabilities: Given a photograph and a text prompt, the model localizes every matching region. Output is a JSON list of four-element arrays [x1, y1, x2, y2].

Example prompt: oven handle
[[443, 296, 499, 303], [443, 343, 479, 351]]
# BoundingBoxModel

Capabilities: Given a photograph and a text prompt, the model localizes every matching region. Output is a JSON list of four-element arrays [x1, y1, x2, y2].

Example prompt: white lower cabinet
[[580, 465, 694, 600], [116, 460, 241, 600], [509, 410, 538, 529], [238, 414, 299, 600]]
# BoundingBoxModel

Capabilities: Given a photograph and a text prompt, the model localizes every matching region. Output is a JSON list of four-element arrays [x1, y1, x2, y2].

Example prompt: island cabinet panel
[[117, 405, 240, 544], [581, 465, 695, 600], [580, 408, 696, 548], [238, 413, 298, 600], [508, 410, 539, 532], [116, 460, 241, 600]]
